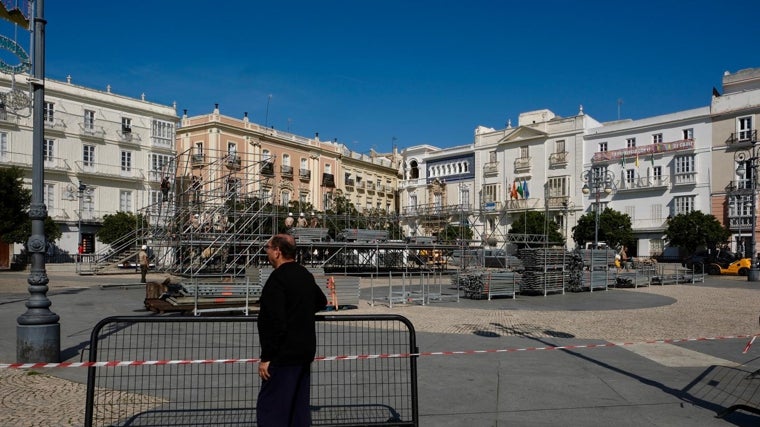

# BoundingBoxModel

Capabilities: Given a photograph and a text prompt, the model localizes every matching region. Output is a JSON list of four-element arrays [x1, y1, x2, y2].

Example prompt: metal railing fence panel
[[84, 315, 418, 427]]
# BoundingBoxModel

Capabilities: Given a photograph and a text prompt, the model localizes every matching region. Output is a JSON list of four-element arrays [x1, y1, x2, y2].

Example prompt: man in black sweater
[[256, 234, 327, 426]]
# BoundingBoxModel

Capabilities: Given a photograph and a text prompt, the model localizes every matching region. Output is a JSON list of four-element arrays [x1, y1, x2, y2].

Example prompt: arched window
[[409, 160, 419, 179]]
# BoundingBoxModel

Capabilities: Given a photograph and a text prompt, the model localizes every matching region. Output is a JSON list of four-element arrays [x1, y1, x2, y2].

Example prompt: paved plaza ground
[[0, 265, 759, 426]]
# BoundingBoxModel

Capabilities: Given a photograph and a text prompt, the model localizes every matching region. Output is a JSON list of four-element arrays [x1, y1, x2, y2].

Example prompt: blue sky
[[29, 1, 760, 153]]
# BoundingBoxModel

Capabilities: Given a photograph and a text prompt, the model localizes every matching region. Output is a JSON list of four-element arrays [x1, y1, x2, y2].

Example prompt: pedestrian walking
[[138, 245, 149, 283], [256, 234, 327, 426]]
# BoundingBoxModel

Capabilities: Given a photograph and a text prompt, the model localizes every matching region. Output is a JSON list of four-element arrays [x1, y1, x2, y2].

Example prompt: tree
[[573, 208, 634, 249], [0, 166, 62, 247], [508, 211, 564, 247], [0, 166, 31, 242], [664, 211, 730, 255], [96, 211, 146, 246]]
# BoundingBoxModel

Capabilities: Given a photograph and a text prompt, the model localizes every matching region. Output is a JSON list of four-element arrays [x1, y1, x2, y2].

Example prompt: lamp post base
[[747, 268, 760, 282], [17, 323, 60, 363]]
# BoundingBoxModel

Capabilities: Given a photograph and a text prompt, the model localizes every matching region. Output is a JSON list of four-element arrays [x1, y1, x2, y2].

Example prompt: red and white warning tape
[[1, 333, 757, 370]]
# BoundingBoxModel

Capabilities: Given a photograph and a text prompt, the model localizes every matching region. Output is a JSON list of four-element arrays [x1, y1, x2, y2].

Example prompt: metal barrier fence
[[84, 315, 418, 427]]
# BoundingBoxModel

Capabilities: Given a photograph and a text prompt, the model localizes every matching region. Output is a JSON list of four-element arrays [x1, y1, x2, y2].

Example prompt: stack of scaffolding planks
[[517, 248, 567, 295], [578, 249, 615, 290], [456, 270, 521, 300]]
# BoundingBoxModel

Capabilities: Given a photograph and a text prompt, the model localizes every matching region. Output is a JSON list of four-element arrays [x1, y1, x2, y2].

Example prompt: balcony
[[75, 161, 145, 180], [545, 195, 570, 209], [322, 173, 336, 188], [592, 139, 694, 164], [377, 184, 385, 195], [726, 129, 758, 145], [281, 165, 294, 178], [504, 198, 541, 212], [514, 157, 531, 173], [728, 216, 753, 230], [260, 162, 274, 176], [191, 153, 206, 166], [226, 155, 242, 170], [549, 151, 568, 168], [299, 168, 311, 181], [43, 118, 66, 133], [672, 172, 696, 186], [357, 181, 366, 191], [345, 178, 355, 188], [481, 200, 502, 212], [399, 178, 425, 189], [79, 124, 106, 140], [483, 161, 499, 176], [617, 175, 670, 192], [0, 110, 18, 128], [367, 182, 376, 192]]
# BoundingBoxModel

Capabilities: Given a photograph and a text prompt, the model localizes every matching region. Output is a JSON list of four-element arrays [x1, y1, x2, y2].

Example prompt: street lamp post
[[734, 149, 760, 282], [17, 0, 60, 363], [581, 169, 614, 249]]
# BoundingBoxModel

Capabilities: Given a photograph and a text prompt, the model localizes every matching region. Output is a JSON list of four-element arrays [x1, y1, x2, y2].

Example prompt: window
[[738, 116, 753, 141], [651, 204, 663, 222], [626, 138, 636, 148], [674, 196, 695, 215], [150, 153, 173, 181], [649, 239, 664, 257], [409, 194, 417, 211], [324, 163, 332, 174], [227, 178, 241, 196], [626, 169, 635, 184], [520, 146, 529, 158], [682, 128, 694, 140], [675, 156, 694, 172], [261, 187, 272, 203], [482, 183, 499, 203], [624, 205, 635, 222], [0, 132, 7, 160], [323, 192, 333, 210], [598, 142, 608, 152], [409, 160, 419, 179], [151, 119, 175, 148], [433, 193, 442, 211], [459, 186, 470, 207], [82, 190, 95, 218], [43, 139, 54, 163], [652, 133, 663, 144], [227, 141, 237, 157], [281, 190, 290, 206], [43, 183, 55, 212], [262, 149, 271, 162], [555, 140, 565, 153], [43, 102, 54, 123], [547, 176, 568, 197], [121, 150, 132, 173], [195, 142, 203, 156], [652, 166, 662, 184], [489, 150, 497, 162], [84, 109, 95, 130], [119, 190, 132, 212], [121, 117, 132, 133], [300, 157, 308, 170], [83, 145, 95, 168]]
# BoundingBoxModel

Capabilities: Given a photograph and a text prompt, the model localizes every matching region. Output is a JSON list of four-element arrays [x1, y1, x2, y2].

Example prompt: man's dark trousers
[[256, 364, 311, 426]]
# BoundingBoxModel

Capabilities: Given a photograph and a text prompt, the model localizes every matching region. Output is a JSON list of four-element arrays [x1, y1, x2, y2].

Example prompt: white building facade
[[0, 72, 178, 258], [584, 108, 712, 258]]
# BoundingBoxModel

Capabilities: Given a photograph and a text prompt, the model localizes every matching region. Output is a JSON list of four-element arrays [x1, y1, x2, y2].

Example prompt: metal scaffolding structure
[[79, 149, 564, 276]]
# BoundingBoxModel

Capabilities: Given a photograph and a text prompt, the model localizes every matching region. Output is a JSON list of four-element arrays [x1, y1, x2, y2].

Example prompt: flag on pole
[[510, 181, 518, 199], [522, 180, 529, 198], [621, 153, 626, 168], [650, 154, 655, 168], [516, 181, 523, 198]]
